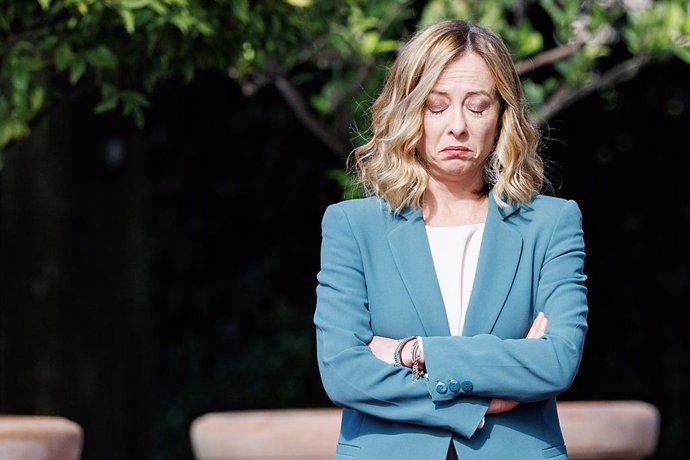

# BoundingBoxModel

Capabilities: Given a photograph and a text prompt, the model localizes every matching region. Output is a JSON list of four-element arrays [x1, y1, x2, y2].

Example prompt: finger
[[487, 398, 520, 414], [528, 313, 549, 339], [487, 398, 502, 414], [537, 316, 548, 337], [526, 312, 543, 338], [533, 315, 547, 338]]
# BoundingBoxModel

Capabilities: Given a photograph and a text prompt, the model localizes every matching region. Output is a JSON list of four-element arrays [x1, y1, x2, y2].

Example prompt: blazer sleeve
[[422, 200, 588, 403], [314, 204, 489, 438]]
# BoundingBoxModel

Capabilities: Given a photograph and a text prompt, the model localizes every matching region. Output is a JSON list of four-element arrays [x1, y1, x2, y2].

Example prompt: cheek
[[421, 118, 442, 147], [418, 119, 430, 156], [477, 120, 499, 151]]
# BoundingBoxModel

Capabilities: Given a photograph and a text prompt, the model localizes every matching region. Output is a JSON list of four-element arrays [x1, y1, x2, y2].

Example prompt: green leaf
[[147, 0, 167, 14], [120, 90, 150, 108], [522, 80, 545, 108], [514, 21, 543, 57], [86, 45, 118, 69], [326, 169, 363, 200], [309, 94, 328, 115], [69, 58, 86, 85], [170, 14, 191, 33], [672, 44, 690, 64], [38, 0, 52, 11], [375, 39, 399, 54], [76, 2, 88, 15], [55, 43, 73, 71], [29, 87, 46, 115], [121, 91, 148, 122], [10, 71, 29, 116], [120, 9, 136, 33], [0, 118, 31, 148], [182, 63, 195, 82], [94, 93, 119, 114], [231, 0, 251, 23], [360, 31, 379, 55], [121, 0, 151, 8], [543, 77, 559, 94], [11, 67, 29, 94], [195, 20, 213, 36], [285, 0, 312, 7], [38, 35, 60, 52]]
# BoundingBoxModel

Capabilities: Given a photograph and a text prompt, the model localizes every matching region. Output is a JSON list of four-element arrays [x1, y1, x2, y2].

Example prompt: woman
[[315, 19, 587, 460]]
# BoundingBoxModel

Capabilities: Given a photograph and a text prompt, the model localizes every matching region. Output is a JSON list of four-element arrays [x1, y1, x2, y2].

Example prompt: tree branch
[[516, 42, 582, 76], [273, 75, 349, 157], [537, 54, 650, 124], [326, 58, 375, 116], [326, 2, 403, 116]]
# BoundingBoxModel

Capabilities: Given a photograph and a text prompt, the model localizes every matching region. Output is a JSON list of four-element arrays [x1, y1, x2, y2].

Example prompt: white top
[[425, 223, 485, 336]]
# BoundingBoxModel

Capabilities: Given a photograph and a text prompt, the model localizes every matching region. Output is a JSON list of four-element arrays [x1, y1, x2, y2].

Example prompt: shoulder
[[506, 195, 583, 243], [321, 197, 406, 242], [520, 195, 582, 223], [323, 197, 392, 226], [328, 196, 383, 213]]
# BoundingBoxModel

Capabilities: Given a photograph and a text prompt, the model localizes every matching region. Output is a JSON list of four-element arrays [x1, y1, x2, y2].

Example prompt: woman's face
[[418, 52, 501, 185]]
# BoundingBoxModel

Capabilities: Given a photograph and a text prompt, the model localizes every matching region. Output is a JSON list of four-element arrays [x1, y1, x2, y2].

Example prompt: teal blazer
[[315, 194, 588, 460]]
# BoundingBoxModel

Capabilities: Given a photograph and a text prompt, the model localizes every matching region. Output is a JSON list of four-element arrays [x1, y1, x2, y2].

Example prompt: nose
[[448, 106, 467, 137]]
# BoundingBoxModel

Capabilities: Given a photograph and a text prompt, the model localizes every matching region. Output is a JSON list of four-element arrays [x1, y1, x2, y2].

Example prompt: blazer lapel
[[462, 195, 523, 336], [387, 208, 450, 337]]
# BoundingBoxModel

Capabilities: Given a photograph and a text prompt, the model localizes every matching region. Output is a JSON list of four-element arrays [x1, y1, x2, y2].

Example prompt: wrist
[[393, 337, 415, 367], [401, 339, 416, 367], [410, 339, 426, 381]]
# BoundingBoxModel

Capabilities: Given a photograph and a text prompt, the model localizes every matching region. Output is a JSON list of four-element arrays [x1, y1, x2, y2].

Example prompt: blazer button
[[434, 381, 448, 394], [448, 379, 460, 392], [460, 380, 473, 392]]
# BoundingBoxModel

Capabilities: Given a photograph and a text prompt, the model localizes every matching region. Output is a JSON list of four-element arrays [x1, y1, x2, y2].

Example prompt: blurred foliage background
[[1, 0, 689, 459]]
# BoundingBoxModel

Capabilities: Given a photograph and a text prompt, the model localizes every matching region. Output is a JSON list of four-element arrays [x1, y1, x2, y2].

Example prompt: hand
[[526, 311, 548, 338], [367, 335, 400, 365], [487, 312, 548, 415], [486, 398, 520, 414]]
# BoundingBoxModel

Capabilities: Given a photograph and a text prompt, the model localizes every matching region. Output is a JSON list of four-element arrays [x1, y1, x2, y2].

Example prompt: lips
[[441, 145, 472, 154]]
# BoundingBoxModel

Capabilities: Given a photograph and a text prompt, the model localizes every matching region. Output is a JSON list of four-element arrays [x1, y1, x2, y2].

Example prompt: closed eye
[[466, 100, 493, 116], [428, 107, 447, 115]]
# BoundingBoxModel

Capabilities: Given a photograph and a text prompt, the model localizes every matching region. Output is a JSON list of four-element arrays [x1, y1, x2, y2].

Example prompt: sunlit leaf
[[375, 39, 399, 54], [0, 118, 30, 148], [122, 0, 151, 8], [360, 32, 379, 55], [120, 9, 136, 33], [285, 0, 311, 7], [515, 21, 543, 57], [29, 87, 45, 115], [672, 44, 690, 64]]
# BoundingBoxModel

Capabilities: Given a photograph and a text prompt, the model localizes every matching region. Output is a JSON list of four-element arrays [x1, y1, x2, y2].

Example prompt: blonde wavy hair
[[351, 19, 544, 213]]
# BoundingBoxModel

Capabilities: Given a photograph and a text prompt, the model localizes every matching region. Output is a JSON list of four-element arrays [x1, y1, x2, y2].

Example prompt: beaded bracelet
[[393, 337, 415, 367], [410, 340, 425, 382]]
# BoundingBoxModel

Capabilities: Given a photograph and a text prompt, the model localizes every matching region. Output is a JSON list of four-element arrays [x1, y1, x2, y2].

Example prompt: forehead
[[432, 52, 496, 95]]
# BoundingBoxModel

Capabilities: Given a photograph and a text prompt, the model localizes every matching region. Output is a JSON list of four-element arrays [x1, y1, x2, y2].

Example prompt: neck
[[423, 176, 489, 226]]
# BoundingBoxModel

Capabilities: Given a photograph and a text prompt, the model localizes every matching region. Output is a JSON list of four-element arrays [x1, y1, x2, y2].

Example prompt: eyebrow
[[429, 90, 496, 99]]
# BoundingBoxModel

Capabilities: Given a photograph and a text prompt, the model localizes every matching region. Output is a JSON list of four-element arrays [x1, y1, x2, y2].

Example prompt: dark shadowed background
[[1, 2, 689, 459]]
